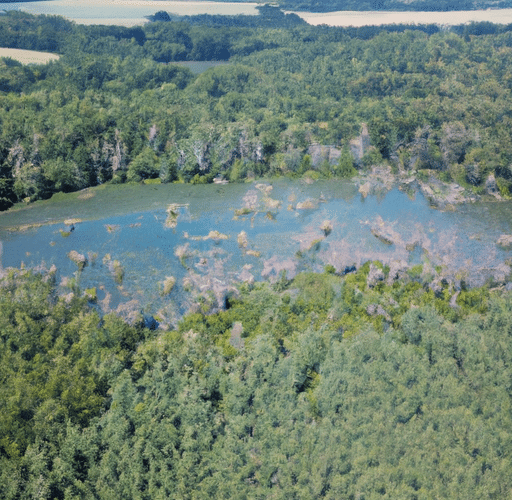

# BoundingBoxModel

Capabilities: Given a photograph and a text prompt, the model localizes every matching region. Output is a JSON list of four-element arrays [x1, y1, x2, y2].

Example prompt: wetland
[[2, 178, 512, 326]]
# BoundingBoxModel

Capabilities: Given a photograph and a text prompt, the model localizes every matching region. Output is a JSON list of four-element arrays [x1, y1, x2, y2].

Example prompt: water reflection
[[1, 179, 511, 324]]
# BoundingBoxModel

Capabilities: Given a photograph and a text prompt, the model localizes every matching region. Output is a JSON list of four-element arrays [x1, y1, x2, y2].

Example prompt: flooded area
[[1, 179, 512, 326]]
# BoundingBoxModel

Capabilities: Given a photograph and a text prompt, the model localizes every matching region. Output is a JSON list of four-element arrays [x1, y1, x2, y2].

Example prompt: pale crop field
[[0, 48, 60, 65]]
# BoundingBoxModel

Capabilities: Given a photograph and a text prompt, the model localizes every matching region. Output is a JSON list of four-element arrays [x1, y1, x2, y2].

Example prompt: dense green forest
[[2, 12, 512, 210], [148, 5, 307, 28], [2, 261, 512, 499]]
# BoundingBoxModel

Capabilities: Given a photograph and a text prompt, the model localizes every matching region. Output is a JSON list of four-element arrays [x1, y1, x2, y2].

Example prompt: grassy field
[[0, 47, 59, 64]]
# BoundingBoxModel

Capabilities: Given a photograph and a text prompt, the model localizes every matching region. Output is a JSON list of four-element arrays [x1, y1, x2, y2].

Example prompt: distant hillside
[[273, 0, 512, 12]]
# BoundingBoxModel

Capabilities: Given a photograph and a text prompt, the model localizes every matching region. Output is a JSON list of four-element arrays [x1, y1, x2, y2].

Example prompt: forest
[[2, 11, 512, 210], [2, 261, 512, 499], [2, 8, 512, 498]]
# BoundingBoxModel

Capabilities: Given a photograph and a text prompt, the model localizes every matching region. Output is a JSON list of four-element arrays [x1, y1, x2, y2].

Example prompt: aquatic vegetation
[[182, 276, 193, 291], [264, 198, 280, 210], [367, 215, 403, 247], [175, 244, 191, 268], [238, 265, 255, 284], [85, 287, 97, 302], [115, 299, 141, 325], [237, 230, 248, 248], [371, 228, 394, 245], [67, 250, 87, 270], [359, 182, 371, 198], [320, 220, 333, 236], [255, 183, 273, 194], [497, 234, 512, 249], [161, 276, 176, 296], [405, 241, 420, 251], [296, 199, 317, 209], [99, 287, 112, 313], [165, 203, 180, 228], [77, 190, 95, 200], [112, 260, 124, 284], [103, 254, 124, 284], [87, 252, 98, 265], [308, 238, 324, 251], [292, 226, 326, 252], [234, 206, 252, 217], [204, 230, 229, 241], [105, 224, 120, 233]]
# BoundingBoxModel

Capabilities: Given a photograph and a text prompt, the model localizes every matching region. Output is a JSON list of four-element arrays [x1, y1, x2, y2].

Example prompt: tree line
[[2, 12, 512, 210]]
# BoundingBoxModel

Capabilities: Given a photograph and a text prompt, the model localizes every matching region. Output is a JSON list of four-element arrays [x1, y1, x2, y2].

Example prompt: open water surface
[[1, 180, 512, 324]]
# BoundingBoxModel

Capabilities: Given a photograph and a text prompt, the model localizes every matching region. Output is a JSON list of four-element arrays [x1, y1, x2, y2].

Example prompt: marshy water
[[1, 179, 512, 325]]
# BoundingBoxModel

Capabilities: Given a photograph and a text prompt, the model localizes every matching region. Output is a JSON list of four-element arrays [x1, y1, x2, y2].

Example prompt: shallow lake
[[1, 179, 512, 326]]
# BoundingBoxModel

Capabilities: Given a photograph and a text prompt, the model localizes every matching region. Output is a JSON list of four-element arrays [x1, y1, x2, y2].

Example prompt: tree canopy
[[1, 13, 512, 209], [1, 260, 511, 498]]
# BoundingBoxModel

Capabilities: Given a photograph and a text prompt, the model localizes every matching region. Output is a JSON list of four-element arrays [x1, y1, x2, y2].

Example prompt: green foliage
[[229, 158, 244, 182], [292, 272, 336, 311], [159, 152, 178, 184], [3, 263, 512, 498], [0, 270, 148, 462], [127, 147, 159, 182], [298, 154, 312, 176], [362, 146, 384, 168], [496, 176, 512, 198], [334, 147, 358, 178], [324, 264, 336, 274], [2, 14, 512, 204], [408, 263, 424, 280]]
